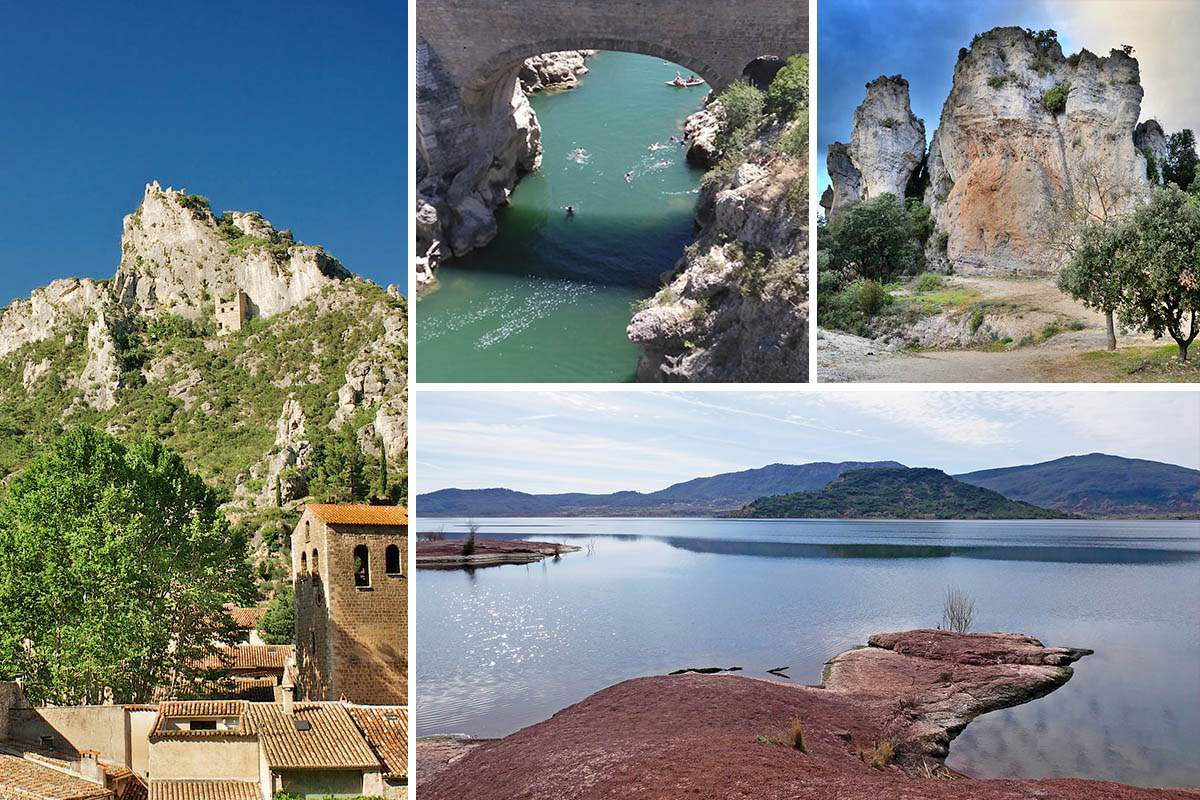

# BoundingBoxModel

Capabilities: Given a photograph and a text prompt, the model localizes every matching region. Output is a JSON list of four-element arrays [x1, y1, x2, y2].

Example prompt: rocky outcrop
[[627, 116, 808, 382], [826, 76, 925, 219], [923, 27, 1151, 273], [114, 182, 350, 318], [683, 100, 724, 168], [0, 278, 109, 357], [419, 630, 1185, 800], [416, 46, 595, 294], [1134, 119, 1167, 181], [519, 51, 595, 93]]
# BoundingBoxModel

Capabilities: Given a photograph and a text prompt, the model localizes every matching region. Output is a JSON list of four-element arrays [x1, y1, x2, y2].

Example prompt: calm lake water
[[415, 517, 1200, 788], [416, 51, 706, 382]]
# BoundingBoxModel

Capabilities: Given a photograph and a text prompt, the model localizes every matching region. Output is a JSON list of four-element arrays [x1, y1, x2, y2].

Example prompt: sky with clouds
[[817, 0, 1200, 198], [413, 390, 1199, 495]]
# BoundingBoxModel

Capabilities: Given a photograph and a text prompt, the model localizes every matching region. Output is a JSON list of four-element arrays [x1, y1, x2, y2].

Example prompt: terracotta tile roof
[[347, 705, 408, 779], [0, 752, 113, 800], [115, 776, 147, 800], [191, 645, 293, 672], [307, 503, 408, 526], [147, 783, 258, 800], [223, 605, 266, 629], [150, 701, 253, 740], [246, 702, 379, 769]]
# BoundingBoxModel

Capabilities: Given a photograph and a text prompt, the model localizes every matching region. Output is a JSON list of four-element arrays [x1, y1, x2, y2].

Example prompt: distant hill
[[955, 454, 1200, 518], [417, 461, 904, 516], [733, 468, 1063, 520]]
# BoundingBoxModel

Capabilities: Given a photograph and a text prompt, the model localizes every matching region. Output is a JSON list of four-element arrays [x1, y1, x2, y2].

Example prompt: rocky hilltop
[[627, 97, 808, 382], [0, 185, 407, 567], [827, 27, 1158, 275], [416, 50, 594, 292]]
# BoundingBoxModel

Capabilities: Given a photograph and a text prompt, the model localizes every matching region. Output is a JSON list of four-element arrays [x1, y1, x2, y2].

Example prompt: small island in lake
[[417, 537, 582, 569]]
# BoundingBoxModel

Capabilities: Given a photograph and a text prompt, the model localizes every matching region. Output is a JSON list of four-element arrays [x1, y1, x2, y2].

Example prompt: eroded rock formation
[[519, 51, 596, 93], [627, 112, 808, 382], [417, 629, 1188, 800], [115, 182, 349, 317], [826, 76, 925, 219], [924, 27, 1151, 273]]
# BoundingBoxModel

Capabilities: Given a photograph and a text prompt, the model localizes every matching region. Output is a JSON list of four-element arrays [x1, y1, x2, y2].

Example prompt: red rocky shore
[[416, 537, 581, 568], [418, 630, 1199, 799]]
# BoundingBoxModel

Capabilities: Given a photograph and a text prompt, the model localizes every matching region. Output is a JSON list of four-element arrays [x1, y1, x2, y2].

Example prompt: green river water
[[416, 51, 708, 382]]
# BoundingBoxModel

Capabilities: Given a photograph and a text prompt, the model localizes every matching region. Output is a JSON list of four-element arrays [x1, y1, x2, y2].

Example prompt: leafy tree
[[258, 586, 294, 645], [1057, 220, 1126, 350], [765, 53, 808, 121], [1163, 129, 1198, 192], [0, 426, 254, 704], [824, 193, 922, 282], [1113, 185, 1200, 360], [714, 81, 764, 153], [307, 428, 368, 502]]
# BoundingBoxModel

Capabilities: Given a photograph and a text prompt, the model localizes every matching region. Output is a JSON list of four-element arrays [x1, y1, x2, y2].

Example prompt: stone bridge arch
[[415, 0, 807, 275]]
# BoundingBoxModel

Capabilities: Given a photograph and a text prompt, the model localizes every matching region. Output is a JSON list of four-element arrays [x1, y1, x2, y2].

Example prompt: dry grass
[[857, 741, 894, 768]]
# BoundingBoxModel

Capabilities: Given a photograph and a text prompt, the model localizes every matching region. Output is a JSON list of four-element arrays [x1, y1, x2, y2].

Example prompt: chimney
[[281, 654, 296, 715], [79, 750, 103, 784]]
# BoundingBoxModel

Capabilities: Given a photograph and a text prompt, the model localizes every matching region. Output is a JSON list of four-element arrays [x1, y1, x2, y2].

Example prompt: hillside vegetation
[[734, 468, 1063, 519]]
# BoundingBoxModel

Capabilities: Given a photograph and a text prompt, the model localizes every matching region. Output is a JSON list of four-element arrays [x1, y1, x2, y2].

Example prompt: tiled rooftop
[[307, 503, 408, 526], [0, 752, 113, 800], [147, 782, 258, 800], [246, 702, 379, 769], [191, 644, 294, 671], [150, 701, 251, 740], [222, 605, 267, 630], [347, 705, 408, 779]]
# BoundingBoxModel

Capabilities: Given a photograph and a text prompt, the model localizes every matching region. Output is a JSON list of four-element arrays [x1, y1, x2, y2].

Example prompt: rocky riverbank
[[417, 629, 1198, 799], [416, 538, 582, 568], [627, 72, 809, 382], [415, 50, 594, 295]]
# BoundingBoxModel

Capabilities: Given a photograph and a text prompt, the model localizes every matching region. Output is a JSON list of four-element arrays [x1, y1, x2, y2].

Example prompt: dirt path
[[819, 276, 1164, 383]]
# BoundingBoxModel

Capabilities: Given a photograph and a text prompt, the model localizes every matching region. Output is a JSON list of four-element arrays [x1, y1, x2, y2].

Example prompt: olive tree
[[824, 193, 922, 282], [1057, 220, 1126, 350]]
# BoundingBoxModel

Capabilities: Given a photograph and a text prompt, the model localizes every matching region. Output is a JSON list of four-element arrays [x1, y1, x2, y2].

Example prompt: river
[[416, 51, 707, 382], [415, 516, 1200, 788]]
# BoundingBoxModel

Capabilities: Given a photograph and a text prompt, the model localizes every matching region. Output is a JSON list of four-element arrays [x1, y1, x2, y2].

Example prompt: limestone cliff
[[923, 27, 1151, 273], [1134, 119, 1168, 181], [627, 114, 808, 382], [115, 182, 350, 318], [415, 47, 594, 293], [0, 186, 407, 535], [826, 76, 925, 218]]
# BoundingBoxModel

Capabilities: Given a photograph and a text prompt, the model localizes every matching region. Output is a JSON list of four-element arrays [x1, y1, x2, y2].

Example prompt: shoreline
[[416, 537, 583, 569], [417, 629, 1198, 798]]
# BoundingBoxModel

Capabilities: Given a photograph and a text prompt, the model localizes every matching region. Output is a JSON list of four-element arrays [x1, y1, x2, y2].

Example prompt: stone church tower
[[291, 504, 408, 704]]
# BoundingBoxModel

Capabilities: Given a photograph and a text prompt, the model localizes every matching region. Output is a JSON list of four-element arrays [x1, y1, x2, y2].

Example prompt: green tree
[[715, 81, 764, 153], [258, 586, 294, 645], [1164, 129, 1198, 192], [765, 53, 808, 121], [0, 427, 254, 704], [1113, 185, 1200, 360], [824, 193, 921, 282], [1057, 220, 1126, 350]]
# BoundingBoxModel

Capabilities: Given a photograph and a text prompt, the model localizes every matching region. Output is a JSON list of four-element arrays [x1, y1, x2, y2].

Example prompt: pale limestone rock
[[1134, 119, 1167, 181], [519, 51, 595, 93], [683, 101, 724, 168], [848, 76, 925, 200], [0, 278, 108, 357], [114, 181, 350, 319], [924, 28, 1150, 273]]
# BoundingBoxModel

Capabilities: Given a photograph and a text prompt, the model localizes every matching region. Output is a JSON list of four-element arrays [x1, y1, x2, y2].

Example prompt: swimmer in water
[[565, 205, 575, 218], [625, 171, 633, 183]]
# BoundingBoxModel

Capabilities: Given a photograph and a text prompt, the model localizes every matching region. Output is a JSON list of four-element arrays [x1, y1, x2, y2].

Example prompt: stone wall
[[293, 511, 409, 705]]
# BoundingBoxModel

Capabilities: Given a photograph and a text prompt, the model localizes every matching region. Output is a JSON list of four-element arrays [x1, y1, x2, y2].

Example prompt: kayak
[[665, 79, 705, 87]]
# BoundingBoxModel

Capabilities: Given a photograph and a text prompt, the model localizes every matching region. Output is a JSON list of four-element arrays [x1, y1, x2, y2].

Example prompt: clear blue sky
[[817, 0, 1200, 204], [413, 390, 1200, 495], [0, 1, 406, 303]]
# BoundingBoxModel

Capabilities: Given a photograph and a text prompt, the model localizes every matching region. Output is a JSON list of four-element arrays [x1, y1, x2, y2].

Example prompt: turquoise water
[[416, 52, 707, 382], [415, 517, 1200, 788]]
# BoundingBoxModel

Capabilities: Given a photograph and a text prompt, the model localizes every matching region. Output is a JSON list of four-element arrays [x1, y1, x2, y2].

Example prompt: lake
[[415, 516, 1200, 788], [416, 51, 707, 382]]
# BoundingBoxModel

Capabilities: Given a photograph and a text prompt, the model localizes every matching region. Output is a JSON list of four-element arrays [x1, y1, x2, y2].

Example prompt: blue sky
[[0, 1, 405, 303], [817, 0, 1200, 201], [412, 390, 1200, 495]]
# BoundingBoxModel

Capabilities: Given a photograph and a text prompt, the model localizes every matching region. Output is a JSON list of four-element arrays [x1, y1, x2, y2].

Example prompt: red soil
[[418, 630, 1198, 799]]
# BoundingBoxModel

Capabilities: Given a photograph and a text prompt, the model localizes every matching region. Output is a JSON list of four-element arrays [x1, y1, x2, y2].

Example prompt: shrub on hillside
[[765, 53, 808, 121]]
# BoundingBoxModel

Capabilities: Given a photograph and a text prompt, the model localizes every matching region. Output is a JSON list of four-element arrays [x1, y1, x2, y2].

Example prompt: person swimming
[[565, 205, 575, 218], [625, 171, 633, 183]]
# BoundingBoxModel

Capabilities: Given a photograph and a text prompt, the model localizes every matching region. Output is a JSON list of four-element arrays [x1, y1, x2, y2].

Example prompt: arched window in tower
[[300, 551, 308, 575], [353, 545, 370, 587], [386, 544, 402, 575], [312, 549, 319, 574]]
